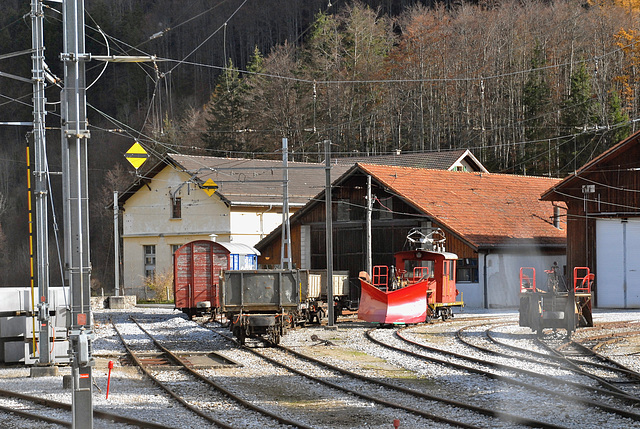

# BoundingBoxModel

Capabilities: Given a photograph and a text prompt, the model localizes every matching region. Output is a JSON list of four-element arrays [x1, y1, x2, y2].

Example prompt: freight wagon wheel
[[268, 327, 281, 345]]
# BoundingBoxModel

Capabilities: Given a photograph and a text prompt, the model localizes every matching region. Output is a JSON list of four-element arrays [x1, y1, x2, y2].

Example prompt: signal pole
[[61, 0, 94, 426], [31, 0, 51, 366]]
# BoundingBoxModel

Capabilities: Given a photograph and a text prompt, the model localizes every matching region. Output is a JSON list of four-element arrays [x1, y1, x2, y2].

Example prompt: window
[[171, 197, 182, 219], [144, 245, 156, 280], [457, 258, 479, 283], [171, 244, 183, 255]]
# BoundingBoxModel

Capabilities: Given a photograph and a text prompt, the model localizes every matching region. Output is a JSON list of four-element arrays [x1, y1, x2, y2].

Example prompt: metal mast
[[61, 0, 94, 426], [324, 140, 334, 327], [281, 138, 292, 269], [31, 0, 51, 365]]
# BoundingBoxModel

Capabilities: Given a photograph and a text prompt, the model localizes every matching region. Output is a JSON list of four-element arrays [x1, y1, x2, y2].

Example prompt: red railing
[[412, 266, 430, 283], [574, 267, 594, 294], [520, 267, 536, 292], [372, 265, 388, 288]]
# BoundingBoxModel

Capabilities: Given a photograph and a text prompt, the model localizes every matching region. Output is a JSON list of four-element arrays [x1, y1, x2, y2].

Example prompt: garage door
[[596, 219, 640, 308]]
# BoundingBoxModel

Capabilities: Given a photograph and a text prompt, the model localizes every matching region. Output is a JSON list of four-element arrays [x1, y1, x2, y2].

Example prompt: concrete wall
[[230, 207, 285, 246], [122, 167, 231, 298], [456, 281, 482, 308]]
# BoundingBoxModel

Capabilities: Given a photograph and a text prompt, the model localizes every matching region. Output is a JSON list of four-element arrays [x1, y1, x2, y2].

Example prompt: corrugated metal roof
[[217, 242, 261, 256], [168, 154, 351, 206], [333, 149, 487, 172], [116, 154, 352, 207]]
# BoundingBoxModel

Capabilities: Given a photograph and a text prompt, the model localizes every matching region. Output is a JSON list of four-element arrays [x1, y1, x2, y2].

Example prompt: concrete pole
[[325, 140, 334, 327], [281, 138, 291, 269]]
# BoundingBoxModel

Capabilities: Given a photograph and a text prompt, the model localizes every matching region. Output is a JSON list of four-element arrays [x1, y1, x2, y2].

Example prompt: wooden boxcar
[[173, 240, 259, 317]]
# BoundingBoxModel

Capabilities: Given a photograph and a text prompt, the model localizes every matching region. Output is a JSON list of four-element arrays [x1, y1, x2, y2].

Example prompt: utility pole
[[281, 138, 291, 270], [31, 0, 51, 366], [114, 191, 119, 296], [324, 140, 334, 327], [366, 175, 372, 275], [61, 0, 94, 426]]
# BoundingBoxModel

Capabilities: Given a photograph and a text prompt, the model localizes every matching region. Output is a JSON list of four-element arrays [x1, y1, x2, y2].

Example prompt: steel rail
[[0, 400, 70, 427], [537, 337, 640, 393], [478, 324, 640, 395], [128, 317, 314, 429], [387, 326, 640, 421], [568, 338, 640, 377], [208, 324, 482, 429], [273, 341, 562, 429], [111, 319, 235, 429], [456, 323, 640, 400], [0, 386, 176, 428]]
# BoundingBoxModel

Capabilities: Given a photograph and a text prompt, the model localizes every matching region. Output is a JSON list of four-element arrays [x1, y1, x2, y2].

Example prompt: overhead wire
[[167, 0, 249, 75]]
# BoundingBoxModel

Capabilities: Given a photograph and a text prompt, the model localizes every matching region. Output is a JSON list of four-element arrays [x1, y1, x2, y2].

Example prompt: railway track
[[0, 385, 178, 428], [479, 324, 640, 399], [114, 317, 314, 429], [205, 320, 560, 429], [376, 322, 640, 427], [458, 323, 640, 400]]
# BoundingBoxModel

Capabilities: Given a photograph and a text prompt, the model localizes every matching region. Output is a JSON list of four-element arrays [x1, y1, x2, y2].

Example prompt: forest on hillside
[[1, 0, 639, 291]]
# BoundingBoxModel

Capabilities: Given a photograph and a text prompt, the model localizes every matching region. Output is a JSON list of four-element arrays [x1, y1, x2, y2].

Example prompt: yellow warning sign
[[125, 142, 149, 169], [202, 178, 218, 196]]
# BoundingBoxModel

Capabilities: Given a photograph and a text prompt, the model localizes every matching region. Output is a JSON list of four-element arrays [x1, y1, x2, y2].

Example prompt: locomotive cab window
[[404, 260, 434, 280]]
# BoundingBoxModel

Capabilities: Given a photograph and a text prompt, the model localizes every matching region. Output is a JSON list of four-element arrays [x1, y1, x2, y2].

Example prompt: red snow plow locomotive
[[358, 229, 463, 324]]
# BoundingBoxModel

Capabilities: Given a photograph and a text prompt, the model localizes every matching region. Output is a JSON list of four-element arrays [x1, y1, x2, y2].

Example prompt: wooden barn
[[541, 131, 640, 308], [256, 163, 566, 308]]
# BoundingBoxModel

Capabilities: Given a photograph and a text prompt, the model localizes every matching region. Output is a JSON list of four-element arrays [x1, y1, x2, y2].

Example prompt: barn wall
[[549, 138, 640, 307]]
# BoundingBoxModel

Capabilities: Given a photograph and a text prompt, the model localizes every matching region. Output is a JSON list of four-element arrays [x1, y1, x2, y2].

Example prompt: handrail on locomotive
[[518, 263, 594, 337]]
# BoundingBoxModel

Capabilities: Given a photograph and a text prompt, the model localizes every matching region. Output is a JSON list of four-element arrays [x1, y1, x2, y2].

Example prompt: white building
[[116, 154, 350, 299]]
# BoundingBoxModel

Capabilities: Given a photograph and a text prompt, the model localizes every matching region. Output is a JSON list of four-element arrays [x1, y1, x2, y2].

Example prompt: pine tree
[[202, 60, 243, 154], [561, 62, 600, 172]]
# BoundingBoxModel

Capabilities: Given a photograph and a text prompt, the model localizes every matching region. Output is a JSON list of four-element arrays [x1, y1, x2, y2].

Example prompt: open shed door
[[596, 219, 640, 308]]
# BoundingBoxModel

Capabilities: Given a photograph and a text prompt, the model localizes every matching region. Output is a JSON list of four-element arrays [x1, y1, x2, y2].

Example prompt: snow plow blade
[[358, 280, 428, 324]]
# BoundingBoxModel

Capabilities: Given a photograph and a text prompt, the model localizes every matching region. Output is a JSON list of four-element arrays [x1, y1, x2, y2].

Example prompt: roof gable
[[541, 130, 640, 201], [257, 163, 565, 250]]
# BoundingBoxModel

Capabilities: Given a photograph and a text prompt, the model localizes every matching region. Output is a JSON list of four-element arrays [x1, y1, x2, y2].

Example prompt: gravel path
[[0, 307, 636, 428]]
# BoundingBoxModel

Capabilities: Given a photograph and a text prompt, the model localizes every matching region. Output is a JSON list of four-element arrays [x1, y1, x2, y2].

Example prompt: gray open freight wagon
[[220, 270, 301, 345]]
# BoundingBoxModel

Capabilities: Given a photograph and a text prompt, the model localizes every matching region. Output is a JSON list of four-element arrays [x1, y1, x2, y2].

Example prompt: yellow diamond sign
[[125, 142, 149, 169], [202, 178, 218, 197]]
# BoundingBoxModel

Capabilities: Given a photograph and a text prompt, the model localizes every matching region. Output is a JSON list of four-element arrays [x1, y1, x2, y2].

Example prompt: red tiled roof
[[358, 164, 566, 248]]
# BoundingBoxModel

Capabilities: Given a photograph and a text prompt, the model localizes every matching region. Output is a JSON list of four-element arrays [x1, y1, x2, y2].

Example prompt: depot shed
[[173, 240, 260, 315], [541, 130, 640, 308]]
